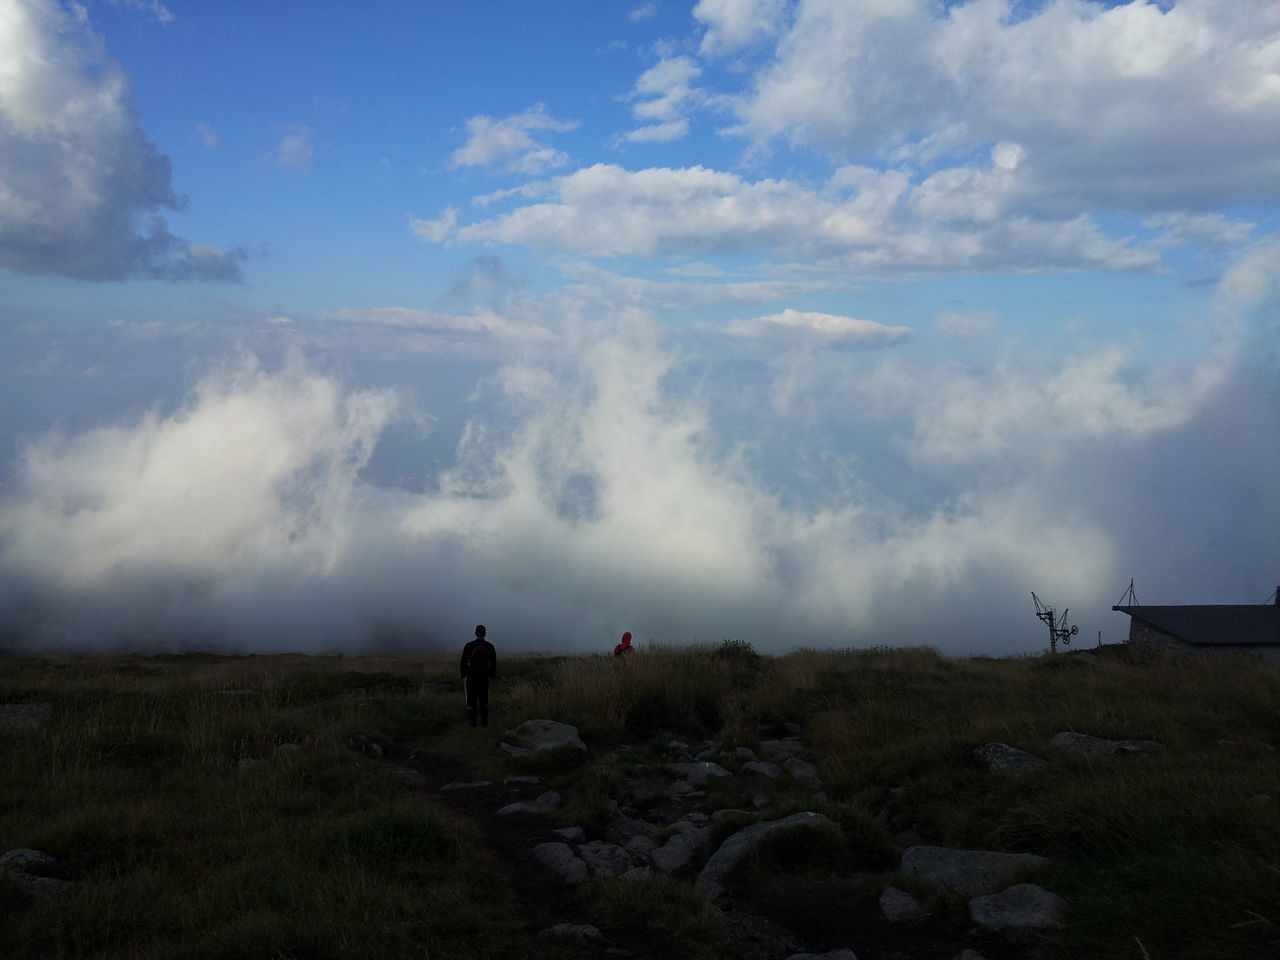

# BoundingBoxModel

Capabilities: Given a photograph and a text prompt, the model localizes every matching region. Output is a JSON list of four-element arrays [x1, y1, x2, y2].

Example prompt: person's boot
[[466, 705, 477, 728]]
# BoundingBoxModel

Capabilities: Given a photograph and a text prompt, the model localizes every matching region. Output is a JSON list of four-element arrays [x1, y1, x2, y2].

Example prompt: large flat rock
[[696, 811, 833, 899], [901, 845, 1049, 898]]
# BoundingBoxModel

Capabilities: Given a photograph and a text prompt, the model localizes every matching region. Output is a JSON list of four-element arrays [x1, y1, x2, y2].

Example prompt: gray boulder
[[742, 760, 783, 779], [879, 886, 924, 922], [974, 743, 1046, 777], [954, 952, 990, 960], [532, 842, 587, 885], [442, 780, 492, 791], [578, 841, 632, 879], [785, 951, 857, 960], [1050, 731, 1163, 757], [0, 849, 73, 895], [901, 845, 1050, 897], [734, 746, 757, 760], [969, 883, 1067, 931], [0, 703, 53, 729], [650, 823, 710, 874], [497, 790, 561, 816], [554, 826, 586, 842], [696, 812, 833, 899], [784, 756, 823, 791], [760, 738, 807, 758], [501, 719, 587, 756]]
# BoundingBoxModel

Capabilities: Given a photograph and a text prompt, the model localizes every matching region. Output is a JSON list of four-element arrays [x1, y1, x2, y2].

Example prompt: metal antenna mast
[[1032, 592, 1078, 654]]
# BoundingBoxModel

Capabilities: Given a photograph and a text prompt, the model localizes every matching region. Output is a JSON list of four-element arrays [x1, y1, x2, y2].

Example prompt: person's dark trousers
[[465, 676, 490, 727]]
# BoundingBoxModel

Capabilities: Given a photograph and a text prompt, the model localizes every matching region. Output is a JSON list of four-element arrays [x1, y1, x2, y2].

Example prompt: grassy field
[[1, 644, 1277, 959]]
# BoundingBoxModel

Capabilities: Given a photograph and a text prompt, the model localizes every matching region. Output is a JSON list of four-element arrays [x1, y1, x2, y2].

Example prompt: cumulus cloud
[[2, 242, 1273, 654], [726, 308, 910, 348], [0, 0, 243, 281], [694, 0, 788, 56], [725, 0, 1280, 213], [628, 3, 658, 22], [327, 306, 554, 342], [626, 56, 702, 143], [443, 162, 1156, 276], [449, 104, 578, 174]]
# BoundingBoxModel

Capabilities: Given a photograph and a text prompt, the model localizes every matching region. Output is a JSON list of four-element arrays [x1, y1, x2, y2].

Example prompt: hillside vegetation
[[1, 644, 1276, 959]]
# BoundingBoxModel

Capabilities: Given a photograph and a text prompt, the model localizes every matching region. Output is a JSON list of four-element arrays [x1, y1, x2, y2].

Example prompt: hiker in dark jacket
[[460, 624, 497, 727]]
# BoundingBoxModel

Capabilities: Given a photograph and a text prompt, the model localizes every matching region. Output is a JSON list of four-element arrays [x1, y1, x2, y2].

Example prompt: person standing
[[460, 624, 497, 727], [613, 631, 635, 658]]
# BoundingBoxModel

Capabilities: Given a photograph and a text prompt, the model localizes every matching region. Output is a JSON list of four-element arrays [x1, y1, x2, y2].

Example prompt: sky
[[0, 0, 1277, 656]]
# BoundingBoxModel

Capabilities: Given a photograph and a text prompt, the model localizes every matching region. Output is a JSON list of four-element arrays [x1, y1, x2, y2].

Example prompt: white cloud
[[1143, 212, 1255, 251], [561, 260, 857, 308], [726, 308, 911, 348], [195, 121, 218, 148], [327, 306, 554, 342], [626, 56, 702, 142], [725, 0, 1280, 213], [449, 104, 578, 174], [694, 0, 788, 57], [410, 206, 458, 243], [444, 162, 1156, 276], [0, 242, 1274, 652], [935, 310, 998, 338], [272, 126, 315, 174], [628, 2, 658, 22], [0, 0, 242, 281]]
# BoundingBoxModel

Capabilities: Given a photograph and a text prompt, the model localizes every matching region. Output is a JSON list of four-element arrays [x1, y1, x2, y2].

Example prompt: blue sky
[[1, 0, 1277, 654]]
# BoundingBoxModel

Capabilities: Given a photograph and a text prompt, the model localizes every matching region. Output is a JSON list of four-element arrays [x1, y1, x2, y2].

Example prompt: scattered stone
[[0, 849, 73, 895], [685, 811, 710, 822], [784, 757, 823, 791], [650, 824, 710, 874], [0, 703, 53, 729], [782, 722, 803, 736], [879, 886, 924, 922], [954, 951, 989, 960], [785, 951, 857, 960], [389, 766, 424, 784], [673, 761, 732, 786], [1050, 731, 1163, 757], [712, 808, 752, 822], [539, 923, 604, 942], [442, 780, 494, 791], [352, 735, 384, 757], [735, 747, 757, 760], [760, 739, 807, 758], [742, 761, 783, 779], [751, 793, 770, 809], [624, 835, 657, 856], [499, 742, 533, 759], [696, 812, 834, 899], [578, 841, 632, 879], [532, 842, 587, 886], [667, 779, 697, 797], [900, 846, 1050, 898], [695, 748, 719, 761], [497, 790, 562, 816], [274, 743, 302, 753], [501, 719, 587, 755], [624, 865, 653, 879], [669, 740, 692, 756], [504, 774, 542, 785], [969, 883, 1067, 931], [975, 742, 1046, 777], [236, 758, 265, 770], [554, 826, 586, 842], [812, 791, 828, 803], [1253, 794, 1273, 805], [610, 815, 660, 841]]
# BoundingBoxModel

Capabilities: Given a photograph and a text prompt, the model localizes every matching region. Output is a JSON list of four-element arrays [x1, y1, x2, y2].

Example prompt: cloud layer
[[3, 241, 1274, 654]]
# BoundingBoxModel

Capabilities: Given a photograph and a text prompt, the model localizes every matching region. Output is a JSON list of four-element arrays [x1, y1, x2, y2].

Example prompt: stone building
[[1112, 597, 1280, 661]]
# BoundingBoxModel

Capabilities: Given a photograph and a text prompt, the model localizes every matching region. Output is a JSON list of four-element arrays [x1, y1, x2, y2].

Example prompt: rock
[[784, 757, 823, 791], [499, 742, 533, 758], [696, 812, 834, 899], [954, 952, 989, 960], [667, 779, 697, 797], [504, 775, 542, 785], [236, 758, 265, 770], [669, 740, 692, 756], [672, 761, 732, 787], [0, 703, 53, 729], [214, 689, 259, 696], [685, 811, 710, 822], [502, 719, 587, 755], [650, 825, 710, 874], [624, 835, 657, 856], [974, 743, 1046, 777], [751, 793, 770, 809], [578, 841, 632, 879], [742, 761, 783, 779], [879, 886, 924, 922], [969, 883, 1067, 931], [442, 780, 493, 791], [532, 842, 587, 885], [1050, 731, 1163, 757], [554, 826, 586, 842], [352, 735, 384, 757], [497, 790, 562, 816], [389, 767, 425, 784], [782, 722, 803, 736], [712, 808, 751, 822], [760, 738, 807, 758], [735, 747, 757, 760], [785, 951, 857, 960], [539, 923, 605, 942], [0, 849, 73, 895], [900, 846, 1050, 898], [274, 743, 302, 753], [695, 748, 719, 761], [610, 815, 660, 841]]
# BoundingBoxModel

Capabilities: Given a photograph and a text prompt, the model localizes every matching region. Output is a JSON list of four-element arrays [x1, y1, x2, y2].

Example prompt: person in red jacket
[[613, 631, 635, 658], [460, 624, 497, 727]]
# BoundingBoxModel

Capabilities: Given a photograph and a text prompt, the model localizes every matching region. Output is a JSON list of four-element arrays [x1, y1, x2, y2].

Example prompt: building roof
[[1112, 605, 1280, 647]]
